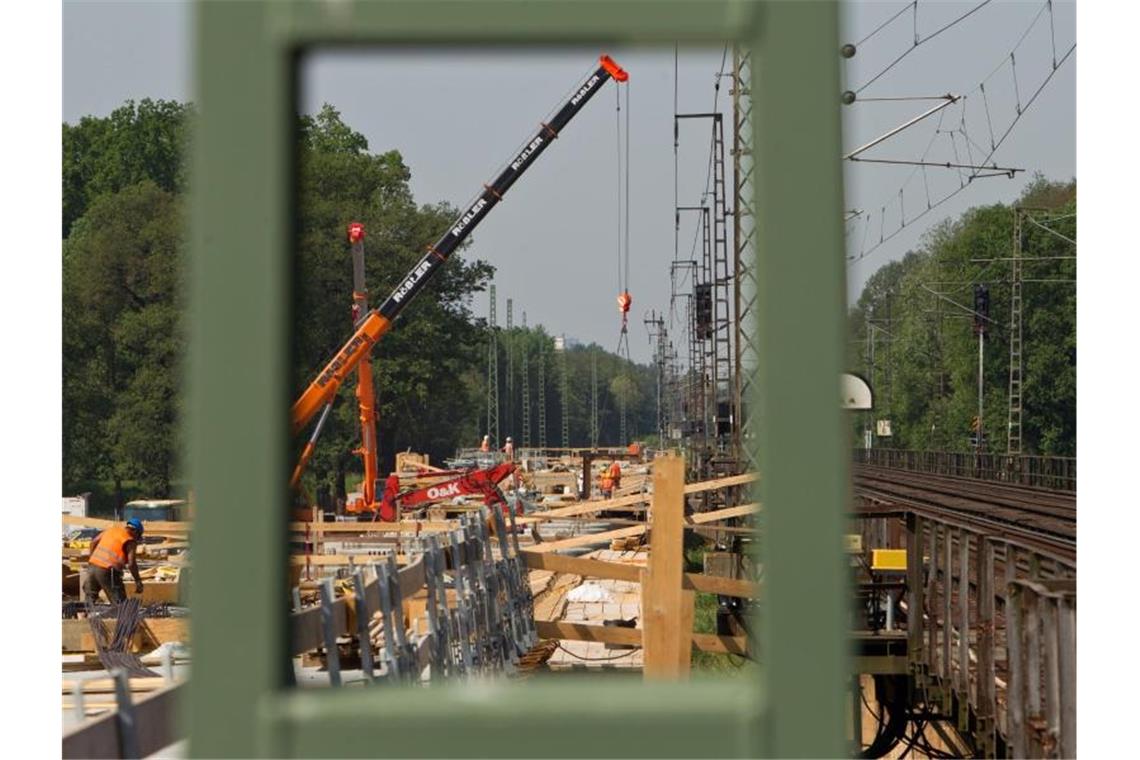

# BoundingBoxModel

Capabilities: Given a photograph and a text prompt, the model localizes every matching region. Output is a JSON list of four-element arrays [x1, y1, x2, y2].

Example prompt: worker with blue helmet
[[84, 518, 145, 604]]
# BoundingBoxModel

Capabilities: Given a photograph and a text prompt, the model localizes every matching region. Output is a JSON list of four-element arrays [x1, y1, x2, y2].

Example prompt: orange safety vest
[[608, 462, 622, 482], [89, 524, 134, 570]]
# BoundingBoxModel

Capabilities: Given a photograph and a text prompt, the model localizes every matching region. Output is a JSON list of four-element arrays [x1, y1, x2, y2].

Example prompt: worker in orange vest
[[607, 460, 623, 491], [503, 436, 515, 461], [84, 518, 144, 604], [480, 434, 491, 452], [599, 466, 615, 499]]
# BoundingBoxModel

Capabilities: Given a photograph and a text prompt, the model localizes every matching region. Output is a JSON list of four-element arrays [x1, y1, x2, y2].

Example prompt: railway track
[[852, 464, 1076, 561]]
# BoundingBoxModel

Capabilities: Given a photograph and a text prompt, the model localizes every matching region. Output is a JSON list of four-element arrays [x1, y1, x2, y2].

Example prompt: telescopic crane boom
[[291, 54, 628, 437]]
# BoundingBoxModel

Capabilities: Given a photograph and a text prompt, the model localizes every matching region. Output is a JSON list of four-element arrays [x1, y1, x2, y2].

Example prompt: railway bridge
[[850, 450, 1076, 758]]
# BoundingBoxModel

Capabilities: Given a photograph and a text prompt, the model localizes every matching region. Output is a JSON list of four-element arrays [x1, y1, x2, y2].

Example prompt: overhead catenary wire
[[846, 0, 1074, 267], [852, 0, 995, 95]]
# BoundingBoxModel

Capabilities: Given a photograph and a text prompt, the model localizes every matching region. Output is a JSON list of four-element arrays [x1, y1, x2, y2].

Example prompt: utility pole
[[732, 43, 756, 472], [486, 284, 499, 449], [558, 335, 570, 449], [506, 298, 514, 442], [538, 343, 547, 450], [973, 284, 990, 457], [590, 350, 599, 448], [1007, 209, 1024, 457], [521, 312, 531, 449], [864, 316, 875, 450]]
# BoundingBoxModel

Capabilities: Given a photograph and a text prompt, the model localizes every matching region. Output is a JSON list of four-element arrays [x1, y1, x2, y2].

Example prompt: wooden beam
[[287, 520, 455, 534], [288, 554, 412, 566], [642, 454, 691, 680], [536, 620, 642, 646], [63, 515, 190, 534], [682, 472, 758, 494], [523, 551, 643, 582], [517, 472, 758, 525], [535, 620, 749, 656], [522, 525, 647, 554], [685, 502, 760, 525], [517, 492, 652, 524], [685, 573, 760, 599], [522, 552, 760, 599]]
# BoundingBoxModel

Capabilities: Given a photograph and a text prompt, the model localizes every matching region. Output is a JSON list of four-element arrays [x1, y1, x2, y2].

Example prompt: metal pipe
[[842, 97, 959, 160]]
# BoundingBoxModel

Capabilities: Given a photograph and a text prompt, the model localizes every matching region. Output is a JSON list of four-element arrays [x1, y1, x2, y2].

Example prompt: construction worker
[[480, 434, 491, 452], [607, 459, 623, 491], [84, 518, 144, 604], [503, 436, 515, 461], [599, 463, 615, 499]]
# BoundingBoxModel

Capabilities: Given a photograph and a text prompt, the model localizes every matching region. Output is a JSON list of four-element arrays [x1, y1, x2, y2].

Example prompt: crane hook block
[[617, 290, 632, 314], [600, 55, 629, 82], [347, 222, 365, 243]]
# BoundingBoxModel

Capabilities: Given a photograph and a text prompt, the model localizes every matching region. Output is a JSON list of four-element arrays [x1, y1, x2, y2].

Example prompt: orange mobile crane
[[290, 54, 628, 513], [289, 222, 380, 515]]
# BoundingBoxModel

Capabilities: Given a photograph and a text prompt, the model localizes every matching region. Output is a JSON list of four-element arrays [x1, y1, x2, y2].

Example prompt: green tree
[[63, 99, 192, 237], [848, 177, 1076, 456], [291, 106, 494, 503], [63, 181, 184, 501]]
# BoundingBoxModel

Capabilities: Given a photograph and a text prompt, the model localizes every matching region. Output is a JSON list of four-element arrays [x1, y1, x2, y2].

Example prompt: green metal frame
[[188, 1, 847, 756]]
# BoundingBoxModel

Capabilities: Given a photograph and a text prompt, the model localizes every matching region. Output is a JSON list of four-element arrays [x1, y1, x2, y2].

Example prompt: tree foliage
[[63, 99, 192, 238], [63, 180, 184, 503], [848, 177, 1076, 456], [62, 100, 658, 511]]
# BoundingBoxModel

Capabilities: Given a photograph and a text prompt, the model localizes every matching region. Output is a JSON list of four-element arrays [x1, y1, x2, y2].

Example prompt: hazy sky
[[63, 1, 1075, 363]]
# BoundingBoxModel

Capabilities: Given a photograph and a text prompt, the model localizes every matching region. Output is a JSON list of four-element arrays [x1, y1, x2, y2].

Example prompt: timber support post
[[641, 454, 693, 679]]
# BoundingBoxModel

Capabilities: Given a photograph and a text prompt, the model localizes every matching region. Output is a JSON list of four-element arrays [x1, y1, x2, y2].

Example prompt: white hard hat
[[506, 437, 513, 442]]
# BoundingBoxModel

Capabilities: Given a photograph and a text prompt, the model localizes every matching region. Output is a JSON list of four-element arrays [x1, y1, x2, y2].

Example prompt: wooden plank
[[287, 520, 456, 534], [684, 573, 760, 599], [685, 502, 760, 525], [517, 492, 652, 524], [682, 472, 758, 494], [288, 554, 412, 566], [521, 553, 759, 598], [63, 515, 191, 534], [536, 620, 642, 646], [62, 681, 184, 759], [523, 525, 647, 554], [522, 551, 643, 582], [517, 472, 758, 525], [63, 618, 189, 653], [642, 454, 689, 680], [690, 631, 749, 656], [535, 620, 749, 656]]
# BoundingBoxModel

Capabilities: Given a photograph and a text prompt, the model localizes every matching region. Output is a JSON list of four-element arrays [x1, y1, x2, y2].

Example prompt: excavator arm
[[292, 54, 628, 435]]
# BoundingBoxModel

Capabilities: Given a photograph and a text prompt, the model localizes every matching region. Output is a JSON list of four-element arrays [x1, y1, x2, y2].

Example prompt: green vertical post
[[187, 1, 846, 757], [187, 2, 291, 756], [754, 1, 848, 757]]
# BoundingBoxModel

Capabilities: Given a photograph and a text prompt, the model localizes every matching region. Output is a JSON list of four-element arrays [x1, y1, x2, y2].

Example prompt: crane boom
[[292, 54, 628, 434]]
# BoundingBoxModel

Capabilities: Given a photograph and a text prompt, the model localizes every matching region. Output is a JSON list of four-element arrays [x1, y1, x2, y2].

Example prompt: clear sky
[[63, 0, 1075, 363]]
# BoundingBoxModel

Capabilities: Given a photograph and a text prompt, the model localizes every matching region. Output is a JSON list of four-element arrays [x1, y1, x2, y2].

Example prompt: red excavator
[[377, 462, 521, 523]]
